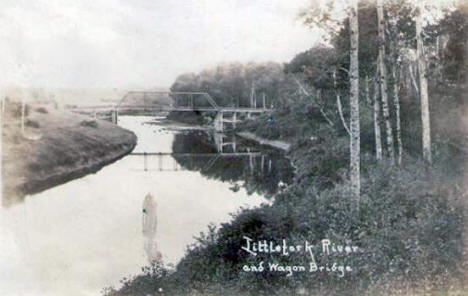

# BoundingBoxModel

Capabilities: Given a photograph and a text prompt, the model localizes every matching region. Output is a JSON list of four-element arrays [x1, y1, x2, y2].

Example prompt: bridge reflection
[[126, 130, 294, 198], [128, 152, 272, 175]]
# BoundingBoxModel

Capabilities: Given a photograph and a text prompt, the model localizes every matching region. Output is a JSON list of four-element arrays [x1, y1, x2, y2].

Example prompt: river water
[[0, 116, 293, 296]]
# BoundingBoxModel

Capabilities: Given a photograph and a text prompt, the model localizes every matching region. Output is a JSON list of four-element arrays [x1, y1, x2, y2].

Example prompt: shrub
[[5, 102, 30, 118], [108, 161, 465, 296], [35, 107, 48, 114], [80, 120, 98, 128], [25, 119, 40, 128]]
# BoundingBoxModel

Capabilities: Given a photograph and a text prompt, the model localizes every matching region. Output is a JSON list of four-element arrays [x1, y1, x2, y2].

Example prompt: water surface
[[0, 116, 292, 296]]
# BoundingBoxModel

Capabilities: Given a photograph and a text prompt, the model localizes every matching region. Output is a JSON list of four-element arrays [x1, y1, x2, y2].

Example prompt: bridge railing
[[118, 91, 219, 110]]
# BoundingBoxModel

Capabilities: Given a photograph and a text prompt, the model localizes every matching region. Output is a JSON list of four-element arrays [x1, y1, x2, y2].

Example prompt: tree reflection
[[142, 192, 162, 263], [171, 131, 294, 198]]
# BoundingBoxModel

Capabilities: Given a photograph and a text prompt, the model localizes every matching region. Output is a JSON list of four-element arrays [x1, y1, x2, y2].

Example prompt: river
[[0, 115, 293, 296]]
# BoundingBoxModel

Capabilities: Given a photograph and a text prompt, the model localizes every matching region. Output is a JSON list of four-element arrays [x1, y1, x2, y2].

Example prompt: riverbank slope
[[2, 107, 137, 206], [108, 108, 468, 296]]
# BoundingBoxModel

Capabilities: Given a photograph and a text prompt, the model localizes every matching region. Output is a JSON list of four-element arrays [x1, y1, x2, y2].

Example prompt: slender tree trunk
[[392, 64, 403, 165], [409, 62, 420, 95], [377, 0, 395, 162], [337, 93, 351, 136], [365, 75, 371, 105], [294, 78, 334, 127], [334, 70, 350, 135], [373, 69, 383, 161], [416, 7, 432, 163], [389, 34, 403, 165], [349, 0, 360, 200], [250, 81, 255, 108]]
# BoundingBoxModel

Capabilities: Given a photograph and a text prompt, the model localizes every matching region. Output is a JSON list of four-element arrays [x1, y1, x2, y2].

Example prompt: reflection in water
[[125, 130, 294, 199], [142, 192, 162, 263], [0, 116, 283, 295], [170, 130, 294, 198]]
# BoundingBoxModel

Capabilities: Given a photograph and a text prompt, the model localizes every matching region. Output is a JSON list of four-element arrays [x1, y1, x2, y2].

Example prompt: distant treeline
[[169, 62, 288, 109]]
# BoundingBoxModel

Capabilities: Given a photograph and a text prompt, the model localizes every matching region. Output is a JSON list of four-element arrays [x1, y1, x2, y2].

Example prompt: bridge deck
[[130, 152, 262, 157], [69, 105, 271, 113]]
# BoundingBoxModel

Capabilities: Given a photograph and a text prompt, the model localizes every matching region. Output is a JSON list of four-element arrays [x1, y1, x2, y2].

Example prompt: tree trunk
[[349, 0, 360, 200], [392, 57, 403, 165], [294, 78, 334, 127], [389, 32, 403, 165], [416, 7, 432, 163], [365, 75, 371, 105], [377, 0, 395, 162], [334, 70, 350, 135], [392, 65, 403, 165], [408, 61, 420, 95], [373, 70, 383, 161], [250, 81, 255, 108]]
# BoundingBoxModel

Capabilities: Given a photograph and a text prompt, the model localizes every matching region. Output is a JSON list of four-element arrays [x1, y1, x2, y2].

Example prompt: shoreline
[[236, 131, 291, 151], [153, 117, 210, 131], [20, 137, 136, 198], [2, 108, 137, 207]]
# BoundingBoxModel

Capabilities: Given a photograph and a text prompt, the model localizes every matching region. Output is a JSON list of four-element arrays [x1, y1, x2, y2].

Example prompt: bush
[[80, 120, 98, 128], [25, 119, 40, 128], [108, 161, 465, 296], [35, 107, 48, 114], [182, 165, 462, 295], [5, 102, 30, 118]]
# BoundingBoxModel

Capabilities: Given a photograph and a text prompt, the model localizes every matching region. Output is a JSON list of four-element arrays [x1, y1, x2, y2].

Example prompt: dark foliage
[[80, 120, 99, 128]]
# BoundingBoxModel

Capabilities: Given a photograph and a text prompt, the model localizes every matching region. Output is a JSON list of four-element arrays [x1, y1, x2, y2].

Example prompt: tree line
[[170, 0, 467, 204]]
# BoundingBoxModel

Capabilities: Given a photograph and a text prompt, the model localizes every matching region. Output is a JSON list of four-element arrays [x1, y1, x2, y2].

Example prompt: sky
[[0, 0, 319, 89]]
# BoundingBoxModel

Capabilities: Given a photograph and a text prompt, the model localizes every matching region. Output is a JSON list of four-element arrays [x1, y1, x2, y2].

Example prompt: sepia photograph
[[1, 0, 468, 295]]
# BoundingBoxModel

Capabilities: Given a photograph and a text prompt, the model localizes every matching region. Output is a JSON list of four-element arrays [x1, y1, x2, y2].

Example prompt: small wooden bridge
[[68, 91, 272, 132]]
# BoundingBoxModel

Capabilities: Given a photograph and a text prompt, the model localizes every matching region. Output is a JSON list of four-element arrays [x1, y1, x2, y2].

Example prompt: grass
[[2, 106, 137, 206]]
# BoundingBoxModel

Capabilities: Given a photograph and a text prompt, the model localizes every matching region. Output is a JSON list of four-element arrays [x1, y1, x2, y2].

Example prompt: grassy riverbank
[[105, 110, 467, 296], [2, 105, 137, 206]]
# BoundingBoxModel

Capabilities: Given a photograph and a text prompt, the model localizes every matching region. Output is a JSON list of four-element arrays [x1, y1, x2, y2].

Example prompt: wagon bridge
[[70, 91, 272, 132]]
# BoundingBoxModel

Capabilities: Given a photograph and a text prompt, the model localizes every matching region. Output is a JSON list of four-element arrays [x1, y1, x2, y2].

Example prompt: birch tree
[[376, 0, 395, 162], [349, 0, 360, 199], [391, 62, 403, 165], [334, 70, 350, 135], [300, 0, 361, 199], [387, 7, 404, 166], [373, 61, 383, 160], [415, 5, 432, 163]]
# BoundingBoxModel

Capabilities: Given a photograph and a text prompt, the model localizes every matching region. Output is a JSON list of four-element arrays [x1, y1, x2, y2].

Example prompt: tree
[[415, 4, 432, 163], [386, 2, 406, 166], [349, 0, 360, 199], [373, 59, 383, 160], [391, 59, 403, 165], [299, 0, 361, 199], [377, 0, 395, 162]]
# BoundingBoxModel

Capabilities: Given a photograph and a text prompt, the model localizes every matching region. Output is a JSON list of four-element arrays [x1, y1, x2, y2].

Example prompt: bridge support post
[[214, 111, 223, 132], [261, 155, 265, 174], [232, 136, 237, 153], [249, 154, 254, 175], [111, 109, 118, 124], [263, 93, 266, 110], [233, 112, 237, 129], [213, 132, 223, 153]]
